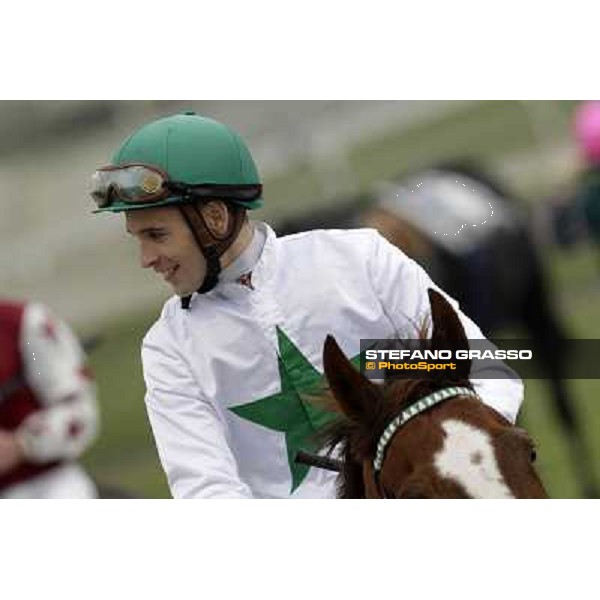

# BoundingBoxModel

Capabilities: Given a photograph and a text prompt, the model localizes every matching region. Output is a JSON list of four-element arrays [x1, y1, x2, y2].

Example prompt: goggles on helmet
[[90, 163, 262, 209]]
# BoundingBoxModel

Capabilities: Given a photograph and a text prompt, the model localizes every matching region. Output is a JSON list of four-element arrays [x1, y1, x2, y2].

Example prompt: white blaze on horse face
[[434, 419, 514, 498]]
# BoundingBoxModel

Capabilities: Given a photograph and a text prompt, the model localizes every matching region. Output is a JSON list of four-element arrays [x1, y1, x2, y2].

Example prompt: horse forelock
[[378, 312, 474, 414]]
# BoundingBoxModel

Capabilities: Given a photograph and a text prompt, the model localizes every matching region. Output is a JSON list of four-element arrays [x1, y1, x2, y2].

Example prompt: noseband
[[373, 386, 480, 472]]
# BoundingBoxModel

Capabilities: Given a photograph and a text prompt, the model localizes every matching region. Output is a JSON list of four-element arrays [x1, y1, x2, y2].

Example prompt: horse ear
[[323, 335, 383, 424], [427, 288, 471, 379]]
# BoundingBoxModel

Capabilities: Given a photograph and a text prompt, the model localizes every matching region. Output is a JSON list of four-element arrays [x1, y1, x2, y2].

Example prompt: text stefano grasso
[[364, 349, 533, 361]]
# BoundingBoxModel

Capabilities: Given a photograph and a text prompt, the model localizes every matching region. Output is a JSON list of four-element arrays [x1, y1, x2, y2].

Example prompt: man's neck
[[221, 220, 254, 269]]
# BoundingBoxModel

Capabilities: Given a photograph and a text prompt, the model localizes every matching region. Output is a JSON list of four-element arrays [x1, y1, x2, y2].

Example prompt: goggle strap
[[197, 247, 221, 294], [185, 183, 262, 202], [178, 202, 228, 296]]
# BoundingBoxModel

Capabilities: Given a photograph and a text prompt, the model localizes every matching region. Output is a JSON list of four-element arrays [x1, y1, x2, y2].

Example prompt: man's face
[[125, 207, 206, 296]]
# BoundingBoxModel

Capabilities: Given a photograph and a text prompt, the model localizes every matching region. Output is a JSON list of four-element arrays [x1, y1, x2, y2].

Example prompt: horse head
[[321, 288, 547, 498]]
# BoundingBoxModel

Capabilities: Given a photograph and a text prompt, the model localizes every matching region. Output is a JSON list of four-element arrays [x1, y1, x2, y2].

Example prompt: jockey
[[0, 300, 99, 498], [91, 112, 524, 499]]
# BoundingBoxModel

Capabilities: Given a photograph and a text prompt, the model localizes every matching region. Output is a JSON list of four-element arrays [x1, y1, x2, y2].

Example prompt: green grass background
[[82, 101, 600, 498]]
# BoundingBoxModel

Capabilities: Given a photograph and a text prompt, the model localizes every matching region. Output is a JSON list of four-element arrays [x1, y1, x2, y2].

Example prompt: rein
[[295, 450, 343, 473]]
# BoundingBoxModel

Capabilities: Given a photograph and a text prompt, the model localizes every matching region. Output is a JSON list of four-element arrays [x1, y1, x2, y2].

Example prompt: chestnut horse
[[320, 289, 547, 498]]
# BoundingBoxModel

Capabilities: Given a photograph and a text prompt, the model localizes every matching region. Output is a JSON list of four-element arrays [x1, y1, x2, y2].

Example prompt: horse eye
[[530, 447, 537, 463]]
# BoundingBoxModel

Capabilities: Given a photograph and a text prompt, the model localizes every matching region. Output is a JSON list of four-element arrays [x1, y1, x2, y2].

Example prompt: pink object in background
[[574, 101, 600, 166]]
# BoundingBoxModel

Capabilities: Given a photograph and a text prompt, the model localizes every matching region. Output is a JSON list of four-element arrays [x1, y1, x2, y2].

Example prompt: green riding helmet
[[94, 111, 263, 212]]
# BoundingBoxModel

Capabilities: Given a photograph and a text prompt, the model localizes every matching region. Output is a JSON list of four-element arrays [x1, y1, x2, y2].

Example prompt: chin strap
[[178, 200, 246, 309]]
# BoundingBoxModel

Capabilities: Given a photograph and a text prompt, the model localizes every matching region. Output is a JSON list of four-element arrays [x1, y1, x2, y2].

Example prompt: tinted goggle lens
[[90, 164, 262, 208], [90, 166, 167, 208]]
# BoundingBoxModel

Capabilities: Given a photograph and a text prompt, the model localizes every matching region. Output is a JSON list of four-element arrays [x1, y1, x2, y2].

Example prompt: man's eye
[[149, 232, 166, 241]]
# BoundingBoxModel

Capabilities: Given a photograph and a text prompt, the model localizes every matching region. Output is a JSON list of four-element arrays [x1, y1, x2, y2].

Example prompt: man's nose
[[140, 244, 158, 269]]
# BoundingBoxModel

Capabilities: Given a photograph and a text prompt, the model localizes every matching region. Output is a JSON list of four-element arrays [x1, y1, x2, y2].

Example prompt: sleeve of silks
[[366, 230, 524, 424], [141, 323, 254, 499], [17, 303, 100, 463]]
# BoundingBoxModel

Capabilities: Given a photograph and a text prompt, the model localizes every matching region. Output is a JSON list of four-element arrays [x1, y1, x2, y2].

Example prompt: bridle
[[373, 386, 479, 472]]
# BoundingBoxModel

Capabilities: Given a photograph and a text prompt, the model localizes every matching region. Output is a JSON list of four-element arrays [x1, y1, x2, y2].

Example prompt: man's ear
[[199, 200, 229, 237]]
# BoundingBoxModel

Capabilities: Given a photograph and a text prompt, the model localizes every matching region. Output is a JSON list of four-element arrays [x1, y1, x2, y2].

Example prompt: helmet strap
[[178, 200, 247, 306]]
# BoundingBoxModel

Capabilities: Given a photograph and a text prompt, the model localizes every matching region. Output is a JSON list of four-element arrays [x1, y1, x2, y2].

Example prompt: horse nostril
[[530, 447, 537, 463]]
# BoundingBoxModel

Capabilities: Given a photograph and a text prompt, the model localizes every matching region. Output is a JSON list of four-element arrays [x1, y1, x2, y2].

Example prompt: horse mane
[[324, 425, 367, 499]]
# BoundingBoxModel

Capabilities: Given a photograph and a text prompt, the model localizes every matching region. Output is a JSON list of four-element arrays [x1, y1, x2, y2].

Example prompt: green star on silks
[[229, 327, 361, 493]]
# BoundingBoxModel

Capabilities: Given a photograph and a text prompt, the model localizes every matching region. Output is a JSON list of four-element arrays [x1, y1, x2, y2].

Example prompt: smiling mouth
[[162, 266, 179, 281]]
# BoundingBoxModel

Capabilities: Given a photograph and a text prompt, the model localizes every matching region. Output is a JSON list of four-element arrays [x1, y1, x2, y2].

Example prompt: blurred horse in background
[[279, 162, 597, 497]]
